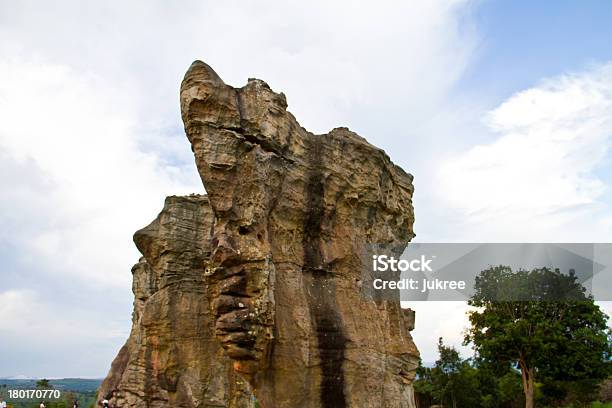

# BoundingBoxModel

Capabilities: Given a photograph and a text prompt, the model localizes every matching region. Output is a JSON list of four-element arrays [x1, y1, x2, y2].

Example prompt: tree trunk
[[519, 359, 535, 408]]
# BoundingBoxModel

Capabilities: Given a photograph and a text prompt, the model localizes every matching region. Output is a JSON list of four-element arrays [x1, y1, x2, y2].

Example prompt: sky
[[0, 0, 611, 377]]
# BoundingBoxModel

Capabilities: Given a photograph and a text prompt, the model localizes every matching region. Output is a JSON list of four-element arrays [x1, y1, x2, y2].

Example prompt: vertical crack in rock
[[302, 136, 348, 408]]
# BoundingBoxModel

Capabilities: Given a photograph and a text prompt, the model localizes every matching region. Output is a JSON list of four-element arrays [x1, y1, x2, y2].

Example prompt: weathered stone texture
[[101, 61, 418, 408], [180, 61, 419, 408], [98, 195, 253, 407]]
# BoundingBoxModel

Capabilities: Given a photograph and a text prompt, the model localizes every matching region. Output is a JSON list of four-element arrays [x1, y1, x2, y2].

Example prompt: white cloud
[[409, 302, 473, 363], [0, 58, 200, 289], [1, 0, 609, 379], [0, 0, 480, 377], [2, 0, 609, 379], [408, 63, 612, 365], [0, 289, 121, 342], [0, 289, 126, 378], [437, 63, 612, 241], [0, 0, 477, 137]]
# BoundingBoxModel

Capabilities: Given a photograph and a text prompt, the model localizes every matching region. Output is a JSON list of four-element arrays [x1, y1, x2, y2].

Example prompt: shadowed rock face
[[98, 195, 253, 407], [180, 61, 419, 408]]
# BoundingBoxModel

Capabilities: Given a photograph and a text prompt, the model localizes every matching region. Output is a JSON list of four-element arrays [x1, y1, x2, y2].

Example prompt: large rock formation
[[101, 61, 419, 407]]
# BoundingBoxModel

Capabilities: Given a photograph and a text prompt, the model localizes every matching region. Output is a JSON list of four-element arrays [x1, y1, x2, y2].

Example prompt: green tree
[[36, 379, 51, 389], [414, 338, 482, 408], [497, 371, 523, 408], [433, 337, 465, 408], [465, 266, 611, 408], [413, 360, 435, 408]]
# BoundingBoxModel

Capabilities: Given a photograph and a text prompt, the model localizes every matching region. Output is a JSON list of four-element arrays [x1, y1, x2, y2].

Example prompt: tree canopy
[[464, 266, 611, 408]]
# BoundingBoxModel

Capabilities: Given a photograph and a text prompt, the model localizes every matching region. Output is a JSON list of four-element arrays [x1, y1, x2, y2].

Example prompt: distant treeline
[[0, 379, 100, 408]]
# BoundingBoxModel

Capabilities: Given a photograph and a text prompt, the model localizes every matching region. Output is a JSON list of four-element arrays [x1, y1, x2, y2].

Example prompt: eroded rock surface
[[98, 195, 253, 407], [102, 61, 418, 408], [180, 61, 419, 408]]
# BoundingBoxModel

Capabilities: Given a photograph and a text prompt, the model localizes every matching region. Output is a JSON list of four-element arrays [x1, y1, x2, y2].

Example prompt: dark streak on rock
[[302, 136, 348, 408]]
